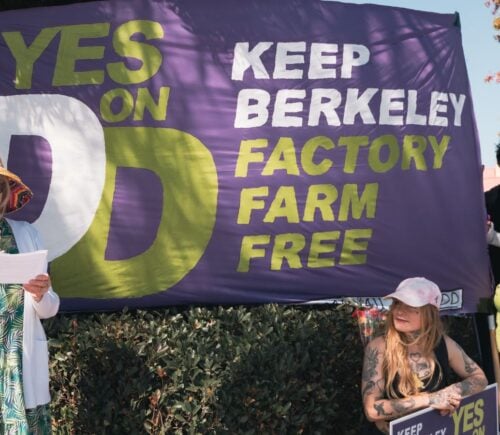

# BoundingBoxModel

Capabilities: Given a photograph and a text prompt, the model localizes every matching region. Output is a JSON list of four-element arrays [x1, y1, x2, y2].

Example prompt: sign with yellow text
[[390, 384, 498, 435], [0, 0, 490, 311]]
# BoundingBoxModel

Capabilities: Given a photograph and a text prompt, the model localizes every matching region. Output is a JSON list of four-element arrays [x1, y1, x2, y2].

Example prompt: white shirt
[[6, 218, 60, 409]]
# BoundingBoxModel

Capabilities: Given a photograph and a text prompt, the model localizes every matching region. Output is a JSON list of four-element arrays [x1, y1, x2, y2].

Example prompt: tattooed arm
[[361, 337, 429, 422], [440, 336, 488, 398], [423, 336, 487, 416]]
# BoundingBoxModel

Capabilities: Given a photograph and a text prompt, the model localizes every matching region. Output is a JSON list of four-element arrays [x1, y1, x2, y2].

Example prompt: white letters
[[429, 91, 449, 127], [274, 42, 306, 79], [231, 41, 467, 130], [0, 94, 106, 260], [343, 88, 377, 125], [231, 42, 273, 80], [308, 89, 342, 126], [234, 89, 270, 128], [406, 90, 427, 125], [235, 87, 466, 129], [232, 41, 370, 81], [272, 90, 306, 127], [341, 44, 370, 78], [379, 89, 405, 125], [449, 93, 466, 127], [308, 43, 338, 79]]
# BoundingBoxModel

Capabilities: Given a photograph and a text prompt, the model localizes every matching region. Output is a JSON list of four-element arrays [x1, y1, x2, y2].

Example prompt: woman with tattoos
[[361, 277, 488, 434]]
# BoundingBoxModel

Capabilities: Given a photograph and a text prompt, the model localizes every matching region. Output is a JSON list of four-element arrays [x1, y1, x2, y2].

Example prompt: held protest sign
[[0, 0, 490, 311], [390, 384, 498, 435]]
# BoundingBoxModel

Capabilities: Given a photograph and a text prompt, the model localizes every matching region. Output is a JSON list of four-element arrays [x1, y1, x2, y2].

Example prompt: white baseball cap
[[384, 277, 442, 309]]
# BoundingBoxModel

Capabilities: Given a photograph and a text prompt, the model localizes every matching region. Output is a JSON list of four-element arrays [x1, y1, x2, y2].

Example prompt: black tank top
[[362, 338, 450, 434]]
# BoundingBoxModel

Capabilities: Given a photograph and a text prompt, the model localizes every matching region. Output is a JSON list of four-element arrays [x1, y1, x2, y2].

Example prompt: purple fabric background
[[0, 0, 491, 312]]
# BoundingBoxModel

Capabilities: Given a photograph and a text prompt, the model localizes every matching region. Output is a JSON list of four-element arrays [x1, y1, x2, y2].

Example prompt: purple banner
[[0, 0, 491, 311], [390, 384, 498, 435]]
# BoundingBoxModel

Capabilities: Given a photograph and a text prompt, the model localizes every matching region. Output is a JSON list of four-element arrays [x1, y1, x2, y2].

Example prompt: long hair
[[384, 304, 443, 398], [0, 176, 10, 218]]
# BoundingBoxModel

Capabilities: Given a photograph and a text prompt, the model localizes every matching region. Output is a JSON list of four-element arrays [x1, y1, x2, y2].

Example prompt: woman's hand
[[427, 386, 462, 416], [23, 273, 51, 302]]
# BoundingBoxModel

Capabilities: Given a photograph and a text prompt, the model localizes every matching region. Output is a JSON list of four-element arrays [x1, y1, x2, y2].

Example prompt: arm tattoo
[[362, 378, 384, 399], [457, 376, 487, 396], [362, 346, 379, 381], [458, 347, 478, 374], [374, 402, 393, 418], [429, 390, 446, 406], [461, 379, 472, 396], [362, 380, 375, 398], [392, 398, 416, 416], [361, 381, 375, 399], [445, 341, 487, 396], [373, 397, 416, 419]]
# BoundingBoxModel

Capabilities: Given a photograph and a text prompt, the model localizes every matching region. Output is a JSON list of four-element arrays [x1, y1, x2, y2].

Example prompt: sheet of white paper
[[0, 250, 47, 284]]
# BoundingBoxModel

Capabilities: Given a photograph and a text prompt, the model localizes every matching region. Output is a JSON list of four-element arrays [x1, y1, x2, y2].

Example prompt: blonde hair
[[384, 304, 444, 398], [0, 176, 10, 217]]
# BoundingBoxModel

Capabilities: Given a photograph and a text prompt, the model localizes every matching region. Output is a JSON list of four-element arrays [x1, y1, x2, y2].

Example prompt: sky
[[327, 0, 500, 167]]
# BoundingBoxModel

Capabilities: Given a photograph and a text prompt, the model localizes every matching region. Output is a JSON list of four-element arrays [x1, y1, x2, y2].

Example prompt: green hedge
[[43, 305, 477, 434]]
